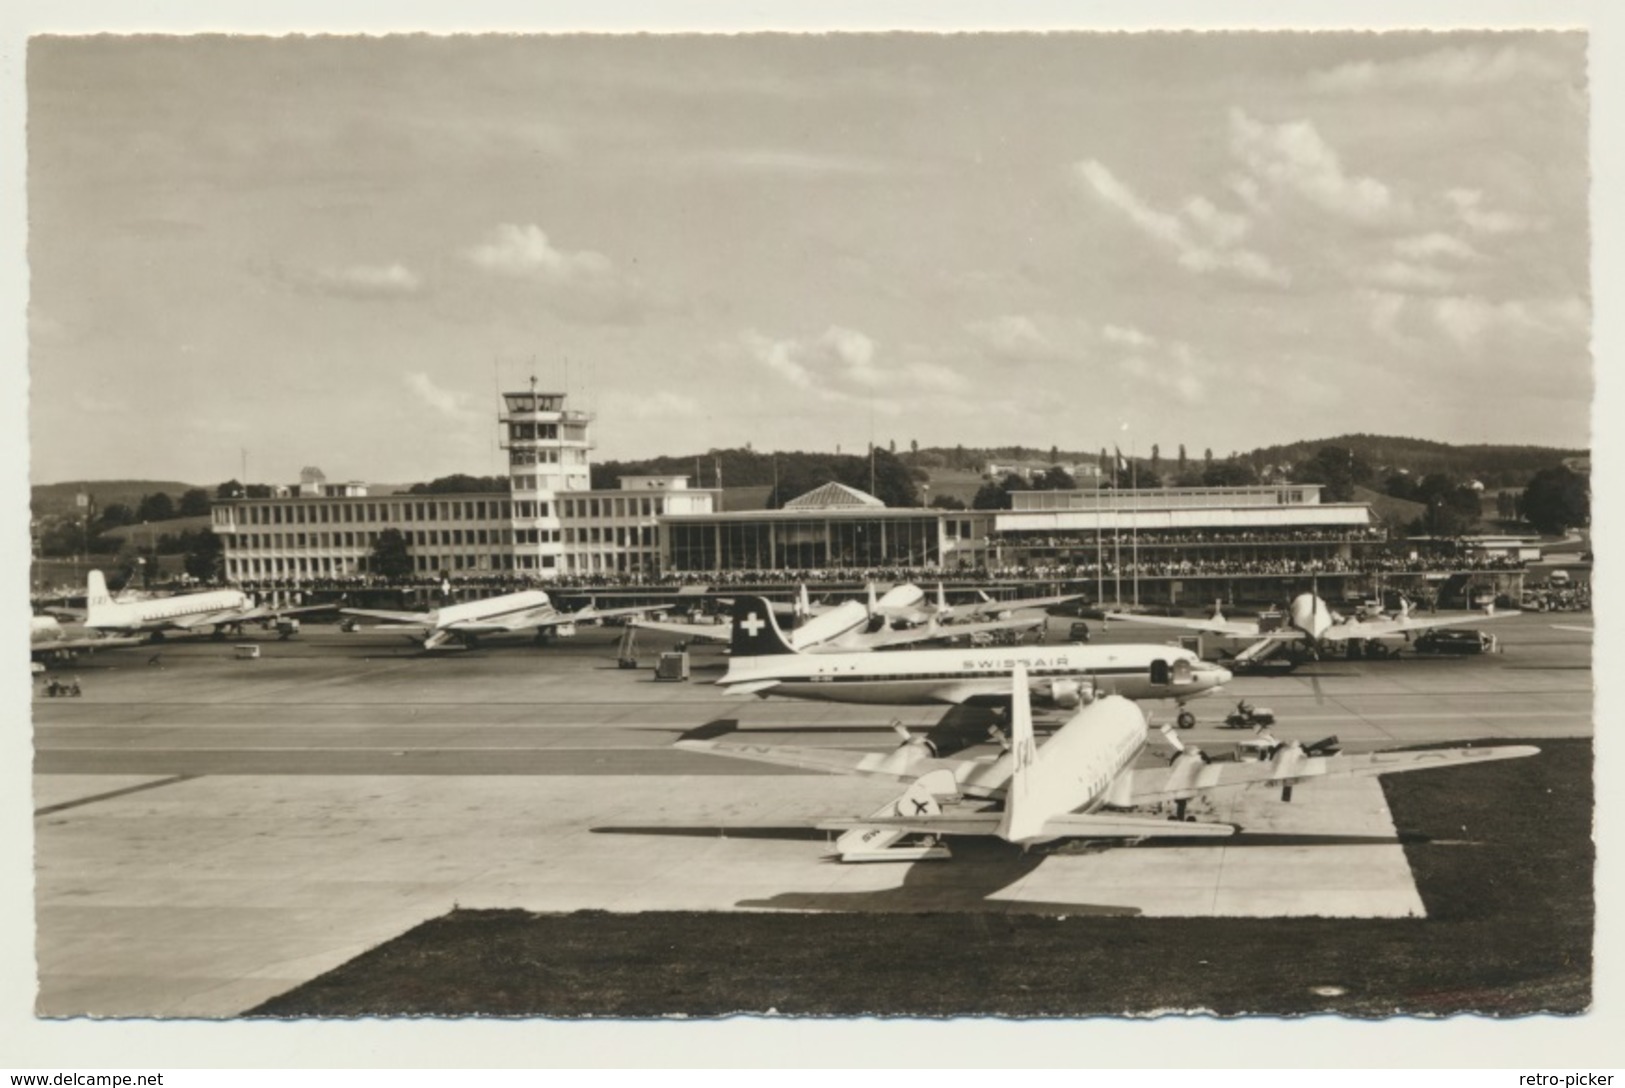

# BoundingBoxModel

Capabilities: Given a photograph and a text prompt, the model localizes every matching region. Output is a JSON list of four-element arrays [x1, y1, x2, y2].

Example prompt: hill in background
[[30, 480, 201, 518]]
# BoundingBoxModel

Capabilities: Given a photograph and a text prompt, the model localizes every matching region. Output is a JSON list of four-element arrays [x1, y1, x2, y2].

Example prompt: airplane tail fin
[[866, 583, 878, 617], [85, 570, 116, 628], [796, 583, 811, 619], [729, 596, 800, 657], [996, 663, 1043, 843], [937, 582, 948, 613]]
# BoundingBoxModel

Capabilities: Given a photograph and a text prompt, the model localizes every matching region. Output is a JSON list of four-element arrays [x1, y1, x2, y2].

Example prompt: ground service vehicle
[[1413, 629, 1497, 655]]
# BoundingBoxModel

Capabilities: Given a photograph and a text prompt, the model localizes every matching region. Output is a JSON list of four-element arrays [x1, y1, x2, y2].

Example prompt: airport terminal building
[[207, 387, 1449, 599], [210, 389, 718, 582]]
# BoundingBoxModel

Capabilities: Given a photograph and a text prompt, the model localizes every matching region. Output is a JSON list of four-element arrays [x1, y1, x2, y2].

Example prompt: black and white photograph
[[5, 2, 1616, 1073]]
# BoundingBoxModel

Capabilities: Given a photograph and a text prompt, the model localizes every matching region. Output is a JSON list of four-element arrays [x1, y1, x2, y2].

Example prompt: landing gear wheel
[[1176, 709, 1196, 730]]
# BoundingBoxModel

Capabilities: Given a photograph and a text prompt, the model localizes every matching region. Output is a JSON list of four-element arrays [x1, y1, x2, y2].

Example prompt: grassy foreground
[[250, 738, 1591, 1018]]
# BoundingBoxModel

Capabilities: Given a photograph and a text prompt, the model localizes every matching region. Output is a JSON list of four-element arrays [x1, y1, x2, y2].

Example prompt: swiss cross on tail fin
[[729, 596, 799, 657]]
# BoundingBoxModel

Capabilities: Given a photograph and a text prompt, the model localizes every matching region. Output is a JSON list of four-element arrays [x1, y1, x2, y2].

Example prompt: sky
[[25, 30, 1592, 487]]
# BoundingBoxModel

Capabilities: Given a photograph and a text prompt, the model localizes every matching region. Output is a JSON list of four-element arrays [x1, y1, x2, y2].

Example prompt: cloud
[[1394, 232, 1482, 262], [1446, 189, 1533, 235], [1102, 324, 1155, 349], [1310, 43, 1570, 93], [1431, 294, 1589, 348], [1074, 159, 1290, 286], [465, 224, 616, 284], [1360, 259, 1457, 293], [1228, 109, 1399, 224], [313, 263, 423, 298], [261, 260, 424, 300], [462, 223, 654, 323], [742, 326, 965, 403], [685, 148, 889, 176], [405, 372, 478, 420]]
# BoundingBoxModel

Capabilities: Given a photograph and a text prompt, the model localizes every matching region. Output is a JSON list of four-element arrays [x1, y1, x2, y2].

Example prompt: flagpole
[[1131, 435, 1139, 607]]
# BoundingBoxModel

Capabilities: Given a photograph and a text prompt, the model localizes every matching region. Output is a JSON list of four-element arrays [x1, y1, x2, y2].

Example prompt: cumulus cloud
[[1228, 109, 1399, 224], [1310, 43, 1570, 93], [742, 326, 965, 402], [405, 372, 478, 420], [465, 224, 616, 283], [462, 223, 653, 323], [1074, 159, 1290, 286]]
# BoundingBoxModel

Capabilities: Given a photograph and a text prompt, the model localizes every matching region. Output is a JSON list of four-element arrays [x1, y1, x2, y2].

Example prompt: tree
[[1202, 460, 1258, 487], [408, 474, 509, 494], [910, 439, 918, 456], [1295, 446, 1374, 503], [178, 488, 212, 517], [1204, 448, 1213, 466], [1150, 444, 1161, 474], [97, 503, 136, 532], [1178, 444, 1188, 474], [970, 482, 1007, 510], [369, 527, 414, 580], [136, 492, 175, 522], [180, 529, 223, 581], [1522, 467, 1589, 535], [215, 480, 245, 500], [1049, 445, 1060, 465], [1035, 465, 1076, 491], [929, 494, 967, 511]]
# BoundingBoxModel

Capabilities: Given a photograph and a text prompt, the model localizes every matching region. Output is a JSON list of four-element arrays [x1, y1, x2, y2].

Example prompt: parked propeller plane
[[341, 589, 666, 650], [714, 596, 1230, 721], [1106, 592, 1518, 667], [679, 664, 1539, 862], [80, 570, 328, 642]]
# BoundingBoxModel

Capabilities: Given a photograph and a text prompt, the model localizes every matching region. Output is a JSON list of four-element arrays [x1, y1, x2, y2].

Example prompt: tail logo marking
[[741, 613, 766, 637]]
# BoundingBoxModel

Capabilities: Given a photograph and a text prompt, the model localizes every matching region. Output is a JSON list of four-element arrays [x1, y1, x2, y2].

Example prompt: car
[[1413, 629, 1497, 655]]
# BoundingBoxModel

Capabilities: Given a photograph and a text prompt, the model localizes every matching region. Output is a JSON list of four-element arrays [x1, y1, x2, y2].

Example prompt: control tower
[[500, 380, 593, 575]]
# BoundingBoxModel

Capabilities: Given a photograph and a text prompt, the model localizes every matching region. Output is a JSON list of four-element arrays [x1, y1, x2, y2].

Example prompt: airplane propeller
[[890, 720, 938, 758]]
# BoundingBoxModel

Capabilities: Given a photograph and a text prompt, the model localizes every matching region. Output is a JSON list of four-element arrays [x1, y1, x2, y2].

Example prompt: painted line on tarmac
[[34, 774, 197, 817]]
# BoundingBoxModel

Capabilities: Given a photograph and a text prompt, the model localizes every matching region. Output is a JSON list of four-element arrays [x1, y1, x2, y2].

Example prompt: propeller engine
[[879, 720, 939, 773], [1041, 678, 1094, 710]]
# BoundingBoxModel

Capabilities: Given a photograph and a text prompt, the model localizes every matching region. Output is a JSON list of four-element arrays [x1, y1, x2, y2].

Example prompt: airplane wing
[[834, 615, 1044, 651], [1103, 612, 1275, 639], [232, 601, 336, 624], [1317, 610, 1521, 643], [165, 609, 270, 631], [629, 618, 732, 642], [1127, 743, 1539, 805], [677, 735, 1012, 797], [968, 592, 1087, 616], [571, 603, 673, 623], [817, 811, 1234, 839], [341, 608, 435, 626], [32, 633, 146, 656]]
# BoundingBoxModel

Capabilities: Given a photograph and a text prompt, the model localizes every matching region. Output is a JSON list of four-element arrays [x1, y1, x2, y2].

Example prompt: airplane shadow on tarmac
[[588, 827, 1138, 915], [589, 824, 1417, 916]]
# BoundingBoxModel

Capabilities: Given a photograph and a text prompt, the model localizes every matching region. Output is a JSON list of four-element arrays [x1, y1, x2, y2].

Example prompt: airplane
[[341, 589, 668, 650], [854, 582, 1086, 628], [713, 595, 1231, 721], [1105, 592, 1519, 667], [80, 570, 328, 642], [633, 583, 1044, 653], [30, 615, 145, 661], [679, 663, 1539, 862]]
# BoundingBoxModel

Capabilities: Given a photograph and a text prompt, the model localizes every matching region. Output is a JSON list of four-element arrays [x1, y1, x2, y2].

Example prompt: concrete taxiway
[[30, 612, 1591, 1016]]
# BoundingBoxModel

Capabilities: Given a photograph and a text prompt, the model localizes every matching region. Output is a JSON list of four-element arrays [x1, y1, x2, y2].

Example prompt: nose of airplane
[[1206, 663, 1234, 687]]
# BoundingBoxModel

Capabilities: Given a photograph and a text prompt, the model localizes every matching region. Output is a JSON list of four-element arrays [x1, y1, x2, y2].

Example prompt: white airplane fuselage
[[721, 642, 1229, 707], [1011, 695, 1148, 838], [86, 587, 251, 632]]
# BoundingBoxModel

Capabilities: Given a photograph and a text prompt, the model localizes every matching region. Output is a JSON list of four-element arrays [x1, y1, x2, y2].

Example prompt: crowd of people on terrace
[[991, 527, 1388, 547], [33, 551, 1531, 605]]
